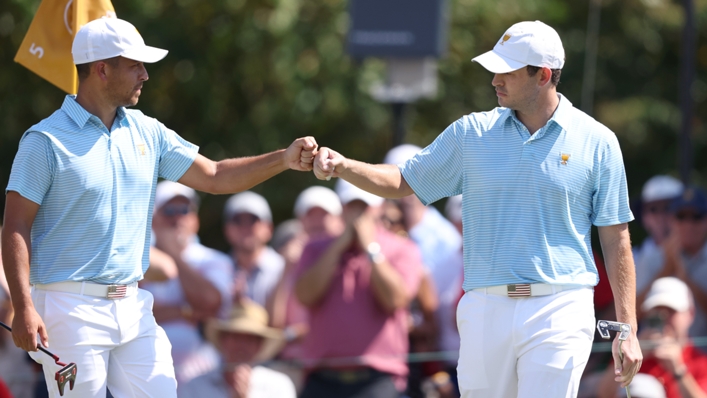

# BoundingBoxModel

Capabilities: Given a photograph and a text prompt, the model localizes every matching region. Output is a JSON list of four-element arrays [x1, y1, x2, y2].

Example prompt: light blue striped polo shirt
[[6, 95, 198, 285], [400, 94, 634, 291]]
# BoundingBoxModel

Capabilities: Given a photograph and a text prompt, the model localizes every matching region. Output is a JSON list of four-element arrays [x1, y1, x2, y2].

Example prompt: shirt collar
[[497, 92, 573, 132], [61, 95, 128, 129]]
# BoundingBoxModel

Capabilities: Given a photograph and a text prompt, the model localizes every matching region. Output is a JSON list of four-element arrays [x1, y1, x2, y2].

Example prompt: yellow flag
[[14, 0, 116, 94]]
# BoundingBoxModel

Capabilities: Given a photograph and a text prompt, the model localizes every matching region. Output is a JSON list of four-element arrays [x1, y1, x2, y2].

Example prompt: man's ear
[[94, 61, 110, 82], [538, 67, 552, 86]]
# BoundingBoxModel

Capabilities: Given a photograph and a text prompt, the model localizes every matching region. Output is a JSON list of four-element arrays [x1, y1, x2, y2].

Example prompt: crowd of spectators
[[2, 150, 707, 397]]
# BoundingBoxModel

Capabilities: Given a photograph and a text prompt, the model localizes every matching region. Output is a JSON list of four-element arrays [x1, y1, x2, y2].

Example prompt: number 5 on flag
[[14, 0, 116, 94]]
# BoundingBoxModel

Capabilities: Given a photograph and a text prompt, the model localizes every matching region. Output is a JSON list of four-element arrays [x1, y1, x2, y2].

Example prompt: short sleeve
[[6, 132, 56, 205], [591, 134, 634, 226], [156, 122, 199, 182], [399, 119, 464, 206]]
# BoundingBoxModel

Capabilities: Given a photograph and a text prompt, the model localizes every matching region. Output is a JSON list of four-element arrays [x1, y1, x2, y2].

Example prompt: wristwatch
[[366, 242, 386, 264], [673, 366, 688, 381]]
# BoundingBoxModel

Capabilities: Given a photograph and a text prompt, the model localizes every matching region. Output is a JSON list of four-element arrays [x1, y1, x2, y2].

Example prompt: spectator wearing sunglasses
[[143, 181, 234, 384], [634, 176, 684, 314], [659, 186, 707, 345], [224, 192, 285, 311]]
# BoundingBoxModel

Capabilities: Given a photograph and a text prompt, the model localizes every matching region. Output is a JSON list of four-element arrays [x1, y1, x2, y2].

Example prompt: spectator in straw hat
[[178, 300, 295, 398]]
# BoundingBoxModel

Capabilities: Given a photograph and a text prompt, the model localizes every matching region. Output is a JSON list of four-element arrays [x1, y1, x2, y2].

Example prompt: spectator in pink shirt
[[295, 180, 424, 398]]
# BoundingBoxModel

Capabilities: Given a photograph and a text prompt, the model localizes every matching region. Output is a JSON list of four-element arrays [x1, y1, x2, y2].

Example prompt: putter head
[[597, 320, 631, 341], [55, 363, 77, 396]]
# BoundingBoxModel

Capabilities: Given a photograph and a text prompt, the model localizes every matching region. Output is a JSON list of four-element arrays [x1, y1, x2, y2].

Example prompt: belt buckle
[[106, 284, 128, 299], [507, 283, 531, 298]]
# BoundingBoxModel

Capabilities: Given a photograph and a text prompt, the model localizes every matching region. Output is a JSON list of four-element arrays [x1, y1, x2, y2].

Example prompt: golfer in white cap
[[314, 20, 642, 397], [3, 17, 317, 397]]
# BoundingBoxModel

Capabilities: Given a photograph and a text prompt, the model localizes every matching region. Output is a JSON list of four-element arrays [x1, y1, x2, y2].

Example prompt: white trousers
[[29, 288, 176, 398], [457, 287, 595, 398]]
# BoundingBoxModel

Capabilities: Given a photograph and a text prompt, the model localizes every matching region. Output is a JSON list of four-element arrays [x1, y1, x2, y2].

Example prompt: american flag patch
[[507, 284, 531, 298], [107, 285, 128, 299]]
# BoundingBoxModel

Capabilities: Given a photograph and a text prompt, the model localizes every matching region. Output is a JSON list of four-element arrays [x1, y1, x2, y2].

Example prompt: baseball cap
[[670, 186, 707, 215], [294, 186, 342, 218], [641, 175, 683, 203], [642, 277, 691, 313], [154, 181, 199, 211], [383, 144, 422, 166], [72, 18, 168, 65], [472, 21, 565, 74], [224, 191, 272, 223], [335, 180, 384, 207], [618, 374, 666, 398]]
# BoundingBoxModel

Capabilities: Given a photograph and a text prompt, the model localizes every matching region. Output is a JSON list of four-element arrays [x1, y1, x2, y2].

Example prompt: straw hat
[[206, 300, 285, 362]]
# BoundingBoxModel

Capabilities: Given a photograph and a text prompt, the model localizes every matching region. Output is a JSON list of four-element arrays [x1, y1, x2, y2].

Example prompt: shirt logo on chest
[[137, 144, 146, 156], [560, 153, 571, 165]]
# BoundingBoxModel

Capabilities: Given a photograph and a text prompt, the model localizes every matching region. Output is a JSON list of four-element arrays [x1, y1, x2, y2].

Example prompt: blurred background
[[1, 0, 706, 248]]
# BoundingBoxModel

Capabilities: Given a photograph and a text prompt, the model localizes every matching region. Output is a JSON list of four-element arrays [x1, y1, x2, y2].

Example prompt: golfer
[[314, 21, 642, 397], [2, 18, 317, 397]]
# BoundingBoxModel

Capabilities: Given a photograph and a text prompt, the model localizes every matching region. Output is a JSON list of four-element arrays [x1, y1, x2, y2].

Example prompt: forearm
[[601, 225, 638, 329], [678, 373, 707, 398], [144, 247, 178, 282], [172, 256, 222, 316], [2, 225, 33, 311], [179, 151, 288, 195], [295, 243, 345, 307], [369, 258, 409, 314], [339, 159, 414, 199], [153, 304, 186, 324]]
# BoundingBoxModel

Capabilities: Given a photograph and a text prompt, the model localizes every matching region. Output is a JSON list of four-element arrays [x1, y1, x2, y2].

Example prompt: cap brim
[[472, 50, 526, 74], [642, 294, 689, 312], [122, 46, 168, 63]]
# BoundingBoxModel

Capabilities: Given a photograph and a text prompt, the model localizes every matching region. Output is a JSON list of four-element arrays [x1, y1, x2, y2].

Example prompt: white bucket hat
[[72, 18, 168, 65], [472, 20, 565, 74]]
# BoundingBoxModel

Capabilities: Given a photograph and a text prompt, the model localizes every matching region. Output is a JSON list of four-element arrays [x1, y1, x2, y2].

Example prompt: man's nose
[[492, 74, 503, 86], [140, 64, 149, 81]]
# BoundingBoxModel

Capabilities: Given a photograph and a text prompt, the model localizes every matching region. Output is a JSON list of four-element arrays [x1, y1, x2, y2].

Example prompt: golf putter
[[0, 321, 77, 396], [597, 320, 632, 398]]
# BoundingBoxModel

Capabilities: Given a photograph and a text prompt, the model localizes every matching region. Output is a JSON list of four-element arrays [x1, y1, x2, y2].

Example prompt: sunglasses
[[644, 204, 670, 214], [675, 212, 706, 222], [229, 213, 260, 227], [160, 204, 192, 217]]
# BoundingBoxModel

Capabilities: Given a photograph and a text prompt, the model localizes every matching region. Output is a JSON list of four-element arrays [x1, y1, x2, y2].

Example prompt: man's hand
[[652, 336, 685, 376], [353, 211, 377, 251], [155, 228, 189, 260], [285, 137, 318, 171], [224, 364, 252, 398], [314, 147, 346, 180], [612, 330, 643, 387], [12, 306, 48, 352]]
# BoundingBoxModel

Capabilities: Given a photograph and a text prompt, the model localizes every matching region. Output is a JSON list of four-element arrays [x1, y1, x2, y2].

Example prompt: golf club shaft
[[619, 340, 631, 398], [0, 320, 59, 360]]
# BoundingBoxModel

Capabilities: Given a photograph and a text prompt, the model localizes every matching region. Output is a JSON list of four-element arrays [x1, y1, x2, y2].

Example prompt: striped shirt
[[400, 94, 634, 291], [6, 95, 198, 285]]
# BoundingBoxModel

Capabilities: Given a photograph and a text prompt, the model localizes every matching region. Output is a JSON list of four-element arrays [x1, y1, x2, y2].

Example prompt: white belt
[[471, 283, 587, 298], [33, 281, 139, 299]]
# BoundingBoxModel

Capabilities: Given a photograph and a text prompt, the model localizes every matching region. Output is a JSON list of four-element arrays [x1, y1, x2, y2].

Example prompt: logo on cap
[[500, 34, 511, 45], [560, 153, 570, 165]]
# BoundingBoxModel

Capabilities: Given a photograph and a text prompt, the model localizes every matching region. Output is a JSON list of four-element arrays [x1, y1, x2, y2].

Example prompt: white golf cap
[[445, 195, 463, 223], [642, 175, 683, 203], [472, 20, 565, 74], [618, 374, 666, 398], [383, 144, 422, 165], [224, 191, 272, 223], [335, 180, 384, 207], [72, 18, 168, 65], [294, 186, 342, 218], [154, 181, 199, 211], [642, 277, 691, 313]]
